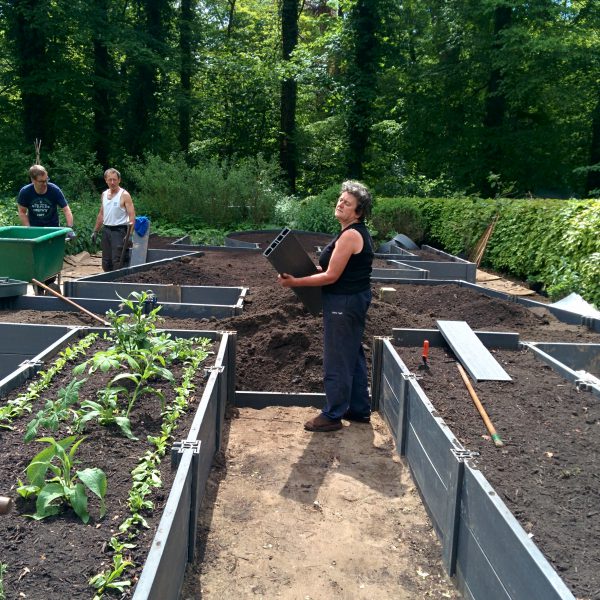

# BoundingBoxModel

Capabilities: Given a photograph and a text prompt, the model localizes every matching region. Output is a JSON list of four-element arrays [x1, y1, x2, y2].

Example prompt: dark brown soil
[[147, 234, 185, 248], [224, 230, 334, 251], [0, 336, 212, 599], [1, 237, 599, 599]]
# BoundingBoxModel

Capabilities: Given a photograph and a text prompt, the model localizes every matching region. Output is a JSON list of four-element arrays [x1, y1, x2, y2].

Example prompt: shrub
[[370, 197, 426, 244], [294, 185, 339, 234], [127, 154, 285, 228]]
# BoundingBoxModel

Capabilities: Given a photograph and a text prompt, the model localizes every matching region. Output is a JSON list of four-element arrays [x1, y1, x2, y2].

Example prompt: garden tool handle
[[0, 496, 13, 515], [119, 223, 134, 267], [456, 362, 504, 447], [31, 278, 111, 327], [422, 339, 430, 362]]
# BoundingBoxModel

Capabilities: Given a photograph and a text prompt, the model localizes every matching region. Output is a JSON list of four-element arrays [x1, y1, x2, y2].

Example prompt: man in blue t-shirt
[[17, 165, 74, 294], [17, 165, 74, 228]]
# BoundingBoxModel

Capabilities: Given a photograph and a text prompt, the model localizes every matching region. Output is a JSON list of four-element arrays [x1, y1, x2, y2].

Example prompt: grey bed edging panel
[[0, 324, 80, 396], [373, 338, 468, 575], [263, 227, 322, 316], [235, 390, 325, 408], [371, 338, 576, 599], [133, 449, 194, 600], [392, 328, 520, 349], [11, 291, 245, 319], [132, 330, 233, 599], [457, 464, 574, 600], [523, 342, 600, 398]]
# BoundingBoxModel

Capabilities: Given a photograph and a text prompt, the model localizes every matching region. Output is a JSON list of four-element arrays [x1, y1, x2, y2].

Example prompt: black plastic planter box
[[372, 332, 576, 600]]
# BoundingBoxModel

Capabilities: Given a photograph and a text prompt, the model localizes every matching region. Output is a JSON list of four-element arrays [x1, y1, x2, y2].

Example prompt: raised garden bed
[[0, 297, 234, 599], [373, 330, 600, 599], [224, 229, 334, 250], [387, 331, 600, 599], [1, 236, 599, 599]]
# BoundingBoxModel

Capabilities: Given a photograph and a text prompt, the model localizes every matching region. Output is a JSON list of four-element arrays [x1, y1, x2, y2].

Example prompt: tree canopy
[[0, 0, 598, 198]]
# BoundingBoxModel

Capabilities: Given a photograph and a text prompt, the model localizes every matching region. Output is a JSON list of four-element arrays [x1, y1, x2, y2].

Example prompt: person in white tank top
[[92, 168, 136, 271]]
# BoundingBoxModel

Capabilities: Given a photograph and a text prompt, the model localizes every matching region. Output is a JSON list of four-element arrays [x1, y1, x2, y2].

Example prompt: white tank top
[[102, 188, 129, 226]]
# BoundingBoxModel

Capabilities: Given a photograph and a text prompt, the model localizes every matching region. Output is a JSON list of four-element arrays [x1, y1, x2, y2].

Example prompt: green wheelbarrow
[[0, 226, 73, 294]]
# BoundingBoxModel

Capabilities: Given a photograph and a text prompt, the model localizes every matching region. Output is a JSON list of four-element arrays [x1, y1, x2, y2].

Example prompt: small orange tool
[[421, 339, 430, 369]]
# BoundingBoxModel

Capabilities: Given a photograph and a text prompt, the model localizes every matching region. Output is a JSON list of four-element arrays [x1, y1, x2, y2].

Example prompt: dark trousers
[[101, 226, 129, 272], [321, 288, 372, 421]]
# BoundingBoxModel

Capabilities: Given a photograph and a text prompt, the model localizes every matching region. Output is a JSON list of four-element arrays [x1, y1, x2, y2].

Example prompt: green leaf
[[35, 482, 65, 519], [114, 416, 138, 440], [77, 468, 107, 503], [73, 362, 89, 375], [16, 483, 40, 499], [25, 460, 52, 489], [110, 373, 139, 385], [67, 482, 90, 523]]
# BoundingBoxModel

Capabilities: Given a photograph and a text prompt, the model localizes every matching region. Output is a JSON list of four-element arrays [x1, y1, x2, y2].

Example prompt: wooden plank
[[436, 320, 511, 381]]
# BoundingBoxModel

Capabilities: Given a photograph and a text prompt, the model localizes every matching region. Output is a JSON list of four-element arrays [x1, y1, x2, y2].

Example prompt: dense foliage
[[0, 1, 598, 199], [370, 197, 600, 307]]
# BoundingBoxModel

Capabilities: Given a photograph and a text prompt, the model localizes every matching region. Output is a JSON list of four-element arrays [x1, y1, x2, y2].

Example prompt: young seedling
[[75, 387, 138, 440], [89, 553, 133, 599], [17, 435, 107, 523], [24, 378, 87, 442]]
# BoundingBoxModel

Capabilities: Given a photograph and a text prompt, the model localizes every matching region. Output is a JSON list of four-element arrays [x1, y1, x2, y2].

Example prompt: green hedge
[[372, 197, 600, 308]]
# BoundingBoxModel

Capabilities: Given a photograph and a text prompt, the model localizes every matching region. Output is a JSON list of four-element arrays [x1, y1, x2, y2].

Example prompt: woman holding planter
[[278, 181, 374, 432]]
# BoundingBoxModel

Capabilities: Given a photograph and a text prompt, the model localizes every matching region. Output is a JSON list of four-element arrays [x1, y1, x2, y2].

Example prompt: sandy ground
[[181, 407, 460, 600]]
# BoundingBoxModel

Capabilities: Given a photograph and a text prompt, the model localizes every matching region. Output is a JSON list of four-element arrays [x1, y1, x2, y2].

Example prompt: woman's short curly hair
[[341, 180, 372, 221]]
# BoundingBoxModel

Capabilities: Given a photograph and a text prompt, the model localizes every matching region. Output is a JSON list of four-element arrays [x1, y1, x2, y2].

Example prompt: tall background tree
[[279, 0, 299, 192], [0, 0, 598, 198]]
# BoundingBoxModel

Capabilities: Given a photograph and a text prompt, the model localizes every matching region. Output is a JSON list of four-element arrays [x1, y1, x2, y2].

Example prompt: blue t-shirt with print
[[17, 182, 68, 227]]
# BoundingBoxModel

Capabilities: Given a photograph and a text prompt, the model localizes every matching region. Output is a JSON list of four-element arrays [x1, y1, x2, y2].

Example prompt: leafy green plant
[[17, 436, 107, 524], [89, 553, 133, 599], [108, 290, 163, 353], [24, 378, 86, 442], [75, 387, 137, 440], [108, 349, 175, 416]]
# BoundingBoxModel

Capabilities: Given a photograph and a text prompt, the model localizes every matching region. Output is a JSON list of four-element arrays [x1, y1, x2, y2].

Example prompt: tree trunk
[[92, 0, 112, 168], [346, 0, 378, 180], [280, 0, 299, 192], [481, 5, 512, 196], [124, 0, 168, 158], [12, 0, 56, 150], [178, 0, 193, 155]]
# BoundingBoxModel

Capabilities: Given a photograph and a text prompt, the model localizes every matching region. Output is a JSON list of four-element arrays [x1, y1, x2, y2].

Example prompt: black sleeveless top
[[318, 222, 373, 294]]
